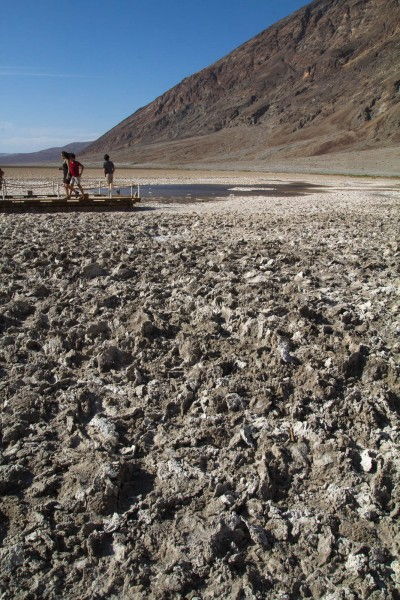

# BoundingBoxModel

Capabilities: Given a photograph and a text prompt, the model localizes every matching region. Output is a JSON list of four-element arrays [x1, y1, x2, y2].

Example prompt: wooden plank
[[0, 197, 141, 211], [1, 196, 140, 203]]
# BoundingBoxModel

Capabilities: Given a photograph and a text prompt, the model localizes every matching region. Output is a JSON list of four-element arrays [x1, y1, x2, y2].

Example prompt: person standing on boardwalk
[[0, 167, 4, 191], [103, 154, 115, 196], [59, 151, 72, 198], [67, 153, 85, 199]]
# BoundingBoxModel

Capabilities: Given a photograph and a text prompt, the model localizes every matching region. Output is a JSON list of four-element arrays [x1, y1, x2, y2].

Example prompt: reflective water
[[111, 181, 327, 203]]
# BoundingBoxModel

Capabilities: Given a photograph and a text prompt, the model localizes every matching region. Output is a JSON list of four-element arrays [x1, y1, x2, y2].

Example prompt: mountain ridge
[[83, 0, 400, 166], [0, 141, 92, 165]]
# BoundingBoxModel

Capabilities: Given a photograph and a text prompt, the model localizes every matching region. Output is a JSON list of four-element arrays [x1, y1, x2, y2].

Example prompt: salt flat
[[0, 173, 399, 599]]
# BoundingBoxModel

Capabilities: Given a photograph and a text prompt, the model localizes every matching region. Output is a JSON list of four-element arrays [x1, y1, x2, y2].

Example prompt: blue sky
[[0, 0, 308, 153]]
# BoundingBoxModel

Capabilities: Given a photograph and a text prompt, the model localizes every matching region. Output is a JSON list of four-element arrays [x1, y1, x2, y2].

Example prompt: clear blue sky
[[0, 0, 308, 153]]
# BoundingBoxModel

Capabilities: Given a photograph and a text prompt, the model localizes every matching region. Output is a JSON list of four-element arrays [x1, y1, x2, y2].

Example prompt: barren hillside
[[83, 0, 400, 166]]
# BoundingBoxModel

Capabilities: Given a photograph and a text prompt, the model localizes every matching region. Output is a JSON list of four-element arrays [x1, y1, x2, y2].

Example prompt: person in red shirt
[[67, 153, 85, 199]]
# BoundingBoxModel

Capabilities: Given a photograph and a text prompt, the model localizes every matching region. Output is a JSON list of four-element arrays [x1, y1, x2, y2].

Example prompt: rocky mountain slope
[[0, 142, 92, 165], [83, 0, 400, 166]]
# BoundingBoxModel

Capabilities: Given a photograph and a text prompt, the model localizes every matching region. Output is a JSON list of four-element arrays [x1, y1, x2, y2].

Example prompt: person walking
[[103, 154, 115, 197], [67, 153, 85, 199], [0, 167, 4, 192], [59, 151, 72, 198]]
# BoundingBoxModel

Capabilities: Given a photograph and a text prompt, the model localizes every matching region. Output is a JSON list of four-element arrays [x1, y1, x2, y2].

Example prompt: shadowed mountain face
[[84, 0, 400, 165]]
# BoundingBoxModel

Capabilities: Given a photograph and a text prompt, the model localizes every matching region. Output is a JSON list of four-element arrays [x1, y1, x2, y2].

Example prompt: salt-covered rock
[[82, 263, 108, 279], [97, 345, 132, 371]]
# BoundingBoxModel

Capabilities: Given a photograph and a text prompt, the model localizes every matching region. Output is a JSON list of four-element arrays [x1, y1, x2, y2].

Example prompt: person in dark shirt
[[103, 154, 115, 196], [0, 167, 4, 191], [59, 151, 72, 198]]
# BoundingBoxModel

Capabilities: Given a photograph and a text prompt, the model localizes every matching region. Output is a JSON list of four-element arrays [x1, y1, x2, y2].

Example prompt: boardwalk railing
[[1, 179, 140, 200]]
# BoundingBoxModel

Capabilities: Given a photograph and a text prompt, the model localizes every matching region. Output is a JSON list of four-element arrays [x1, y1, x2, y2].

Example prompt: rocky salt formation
[[0, 187, 399, 599]]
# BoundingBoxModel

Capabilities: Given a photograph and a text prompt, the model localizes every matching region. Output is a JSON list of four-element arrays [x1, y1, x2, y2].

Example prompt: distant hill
[[83, 0, 400, 167], [0, 142, 92, 165]]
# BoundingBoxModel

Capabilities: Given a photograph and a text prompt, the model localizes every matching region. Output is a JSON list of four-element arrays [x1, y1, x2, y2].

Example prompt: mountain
[[83, 0, 400, 167], [0, 142, 92, 165]]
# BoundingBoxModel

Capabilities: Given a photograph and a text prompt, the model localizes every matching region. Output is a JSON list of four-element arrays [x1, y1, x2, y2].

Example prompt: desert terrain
[[2, 0, 400, 175], [3, 163, 400, 187], [81, 0, 400, 171], [0, 169, 399, 599]]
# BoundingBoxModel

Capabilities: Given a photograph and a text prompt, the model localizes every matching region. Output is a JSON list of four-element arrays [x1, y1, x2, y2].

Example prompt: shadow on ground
[[0, 205, 156, 214]]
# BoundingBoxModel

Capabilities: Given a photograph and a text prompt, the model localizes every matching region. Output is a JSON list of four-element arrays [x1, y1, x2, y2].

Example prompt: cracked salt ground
[[0, 185, 399, 599]]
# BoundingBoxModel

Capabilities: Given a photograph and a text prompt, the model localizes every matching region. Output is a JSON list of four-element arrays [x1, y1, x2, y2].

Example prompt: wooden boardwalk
[[0, 194, 141, 212]]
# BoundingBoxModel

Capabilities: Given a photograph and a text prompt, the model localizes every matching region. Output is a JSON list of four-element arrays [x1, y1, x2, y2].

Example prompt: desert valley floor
[[0, 169, 399, 599]]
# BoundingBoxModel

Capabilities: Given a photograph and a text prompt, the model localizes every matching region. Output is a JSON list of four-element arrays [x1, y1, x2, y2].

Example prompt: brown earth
[[82, 0, 400, 168], [3, 141, 400, 183]]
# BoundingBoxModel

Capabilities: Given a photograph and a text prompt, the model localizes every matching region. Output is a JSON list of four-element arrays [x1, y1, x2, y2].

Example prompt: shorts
[[106, 173, 114, 184], [63, 176, 71, 184], [70, 176, 81, 185]]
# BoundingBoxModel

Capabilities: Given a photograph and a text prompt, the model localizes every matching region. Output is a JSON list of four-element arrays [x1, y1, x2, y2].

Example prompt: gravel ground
[[0, 177, 399, 600]]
